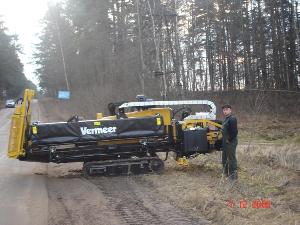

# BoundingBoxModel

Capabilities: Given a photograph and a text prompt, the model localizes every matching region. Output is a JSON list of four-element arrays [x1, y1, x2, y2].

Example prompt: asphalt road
[[0, 105, 48, 225]]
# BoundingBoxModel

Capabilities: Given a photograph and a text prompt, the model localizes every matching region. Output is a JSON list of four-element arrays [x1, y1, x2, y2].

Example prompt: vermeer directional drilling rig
[[8, 89, 223, 176]]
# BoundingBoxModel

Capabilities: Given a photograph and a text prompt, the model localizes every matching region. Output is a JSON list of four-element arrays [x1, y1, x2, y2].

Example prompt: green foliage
[[0, 21, 34, 98]]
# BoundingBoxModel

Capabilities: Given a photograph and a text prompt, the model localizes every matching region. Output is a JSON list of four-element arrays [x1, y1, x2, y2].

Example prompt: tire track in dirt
[[47, 169, 209, 225], [88, 176, 209, 225], [47, 174, 127, 225]]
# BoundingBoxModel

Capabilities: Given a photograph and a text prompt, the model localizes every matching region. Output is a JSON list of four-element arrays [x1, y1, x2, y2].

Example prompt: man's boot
[[229, 170, 238, 181], [222, 163, 229, 177]]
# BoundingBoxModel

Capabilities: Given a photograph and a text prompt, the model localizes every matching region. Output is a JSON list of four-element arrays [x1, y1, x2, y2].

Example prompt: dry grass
[[142, 143, 300, 225], [239, 117, 300, 144], [240, 144, 300, 171]]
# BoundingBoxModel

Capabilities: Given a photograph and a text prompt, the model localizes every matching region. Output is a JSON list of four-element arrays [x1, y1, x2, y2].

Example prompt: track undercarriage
[[25, 138, 170, 176], [83, 156, 164, 176]]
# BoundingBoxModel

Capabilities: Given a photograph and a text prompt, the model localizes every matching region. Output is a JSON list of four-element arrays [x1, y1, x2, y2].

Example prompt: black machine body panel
[[183, 129, 208, 153], [30, 116, 164, 146], [24, 116, 167, 163]]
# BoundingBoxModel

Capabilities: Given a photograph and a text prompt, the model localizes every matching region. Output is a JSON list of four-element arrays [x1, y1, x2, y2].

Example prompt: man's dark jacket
[[223, 115, 238, 142]]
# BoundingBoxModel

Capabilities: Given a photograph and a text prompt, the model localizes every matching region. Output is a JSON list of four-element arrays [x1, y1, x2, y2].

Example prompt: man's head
[[119, 108, 125, 114], [222, 104, 232, 117]]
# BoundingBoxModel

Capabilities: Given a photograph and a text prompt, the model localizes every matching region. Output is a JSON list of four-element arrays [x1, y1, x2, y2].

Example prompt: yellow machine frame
[[96, 107, 223, 150], [7, 89, 35, 158]]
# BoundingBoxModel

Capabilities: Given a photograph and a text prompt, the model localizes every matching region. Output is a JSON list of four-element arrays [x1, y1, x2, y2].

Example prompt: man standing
[[221, 104, 238, 180]]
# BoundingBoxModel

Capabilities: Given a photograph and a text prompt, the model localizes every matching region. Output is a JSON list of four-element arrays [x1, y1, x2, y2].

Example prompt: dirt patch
[[88, 176, 208, 225], [47, 175, 126, 225], [45, 162, 209, 225]]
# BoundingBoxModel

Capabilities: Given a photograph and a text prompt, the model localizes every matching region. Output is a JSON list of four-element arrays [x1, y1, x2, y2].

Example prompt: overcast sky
[[0, 0, 55, 85]]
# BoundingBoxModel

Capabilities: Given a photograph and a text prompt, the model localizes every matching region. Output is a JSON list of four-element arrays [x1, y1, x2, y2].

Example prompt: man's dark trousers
[[222, 138, 238, 176], [222, 114, 238, 177]]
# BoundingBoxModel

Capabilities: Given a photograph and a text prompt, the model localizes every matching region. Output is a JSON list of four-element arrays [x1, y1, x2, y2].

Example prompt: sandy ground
[[0, 100, 208, 225]]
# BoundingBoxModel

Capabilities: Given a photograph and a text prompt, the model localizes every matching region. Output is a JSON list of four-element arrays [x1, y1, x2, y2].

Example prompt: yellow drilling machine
[[8, 89, 223, 176]]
